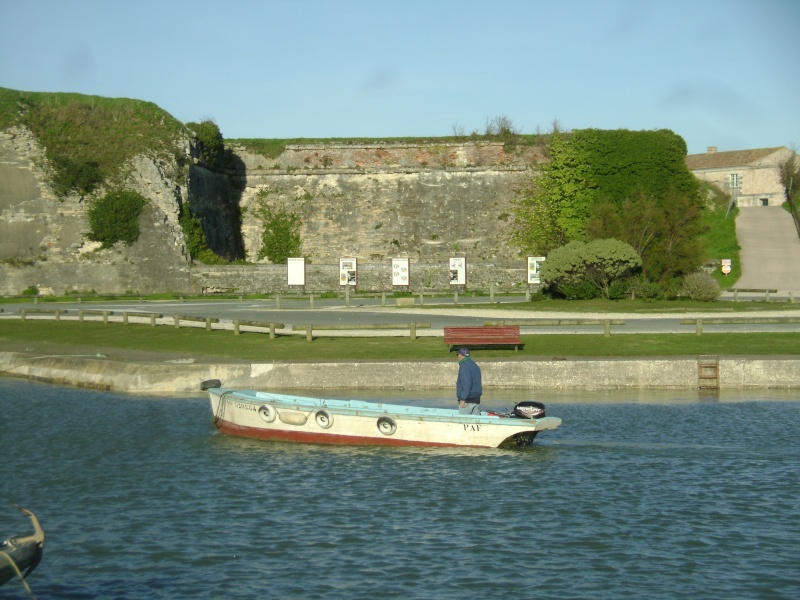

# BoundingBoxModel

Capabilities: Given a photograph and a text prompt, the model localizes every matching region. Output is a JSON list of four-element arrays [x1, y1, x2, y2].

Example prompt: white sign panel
[[721, 258, 731, 275], [339, 257, 357, 286], [287, 257, 305, 286], [392, 258, 410, 286], [449, 257, 466, 286], [528, 256, 545, 284]]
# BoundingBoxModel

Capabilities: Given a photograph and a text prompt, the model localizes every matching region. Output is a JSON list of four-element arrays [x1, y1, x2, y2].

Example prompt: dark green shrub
[[51, 157, 103, 197], [21, 285, 39, 296], [254, 193, 302, 264], [179, 211, 210, 259], [187, 120, 225, 169], [557, 280, 601, 300], [628, 276, 662, 300], [541, 239, 642, 298], [607, 278, 630, 300], [87, 190, 147, 248], [529, 289, 547, 302]]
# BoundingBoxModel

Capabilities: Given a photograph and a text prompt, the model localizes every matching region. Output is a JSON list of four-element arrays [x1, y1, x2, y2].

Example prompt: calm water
[[1, 379, 799, 600]]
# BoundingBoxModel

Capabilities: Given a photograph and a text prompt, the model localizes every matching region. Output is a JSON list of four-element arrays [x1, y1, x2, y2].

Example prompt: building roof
[[685, 147, 785, 171]]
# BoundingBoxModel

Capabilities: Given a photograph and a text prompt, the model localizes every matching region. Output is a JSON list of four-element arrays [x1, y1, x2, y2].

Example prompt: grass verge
[[1, 321, 799, 361]]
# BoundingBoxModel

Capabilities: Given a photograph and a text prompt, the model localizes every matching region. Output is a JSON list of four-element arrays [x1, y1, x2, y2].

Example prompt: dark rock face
[[187, 163, 245, 261]]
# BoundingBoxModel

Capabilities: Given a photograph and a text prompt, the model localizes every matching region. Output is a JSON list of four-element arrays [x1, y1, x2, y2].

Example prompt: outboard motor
[[513, 401, 546, 419]]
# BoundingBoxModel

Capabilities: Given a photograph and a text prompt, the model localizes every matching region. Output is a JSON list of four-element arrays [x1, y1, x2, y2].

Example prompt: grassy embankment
[[2, 296, 799, 361]]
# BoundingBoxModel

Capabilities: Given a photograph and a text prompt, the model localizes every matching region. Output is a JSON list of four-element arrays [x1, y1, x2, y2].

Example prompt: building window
[[761, 198, 769, 206], [730, 173, 740, 188]]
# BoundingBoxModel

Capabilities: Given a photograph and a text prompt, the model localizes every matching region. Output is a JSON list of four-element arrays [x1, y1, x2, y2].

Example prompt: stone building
[[686, 146, 796, 207]]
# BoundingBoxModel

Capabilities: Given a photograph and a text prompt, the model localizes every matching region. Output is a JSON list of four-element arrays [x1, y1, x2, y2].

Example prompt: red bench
[[443, 325, 522, 351]]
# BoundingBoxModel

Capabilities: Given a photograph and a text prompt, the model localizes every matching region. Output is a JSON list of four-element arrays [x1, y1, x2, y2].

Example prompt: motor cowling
[[513, 401, 546, 419]]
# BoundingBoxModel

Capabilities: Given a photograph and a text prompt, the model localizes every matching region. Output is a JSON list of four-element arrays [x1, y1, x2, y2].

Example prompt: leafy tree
[[511, 132, 595, 255], [540, 239, 642, 298], [512, 128, 701, 272], [587, 188, 707, 282], [254, 193, 302, 264], [87, 190, 147, 248], [777, 149, 800, 229], [777, 149, 800, 202]]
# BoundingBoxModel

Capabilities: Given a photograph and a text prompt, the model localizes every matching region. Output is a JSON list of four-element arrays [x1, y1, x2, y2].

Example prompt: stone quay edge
[[1, 352, 799, 395]]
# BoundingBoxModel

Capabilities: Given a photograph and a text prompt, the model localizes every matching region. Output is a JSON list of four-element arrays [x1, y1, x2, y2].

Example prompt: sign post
[[392, 257, 410, 288], [449, 257, 466, 287], [339, 258, 357, 288], [527, 256, 545, 285], [287, 257, 306, 288]]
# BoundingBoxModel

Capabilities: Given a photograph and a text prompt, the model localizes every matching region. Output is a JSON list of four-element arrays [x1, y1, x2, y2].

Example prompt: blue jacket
[[456, 356, 482, 402]]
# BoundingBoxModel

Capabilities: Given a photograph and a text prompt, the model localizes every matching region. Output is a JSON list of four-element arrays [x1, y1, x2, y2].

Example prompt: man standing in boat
[[456, 347, 482, 415]]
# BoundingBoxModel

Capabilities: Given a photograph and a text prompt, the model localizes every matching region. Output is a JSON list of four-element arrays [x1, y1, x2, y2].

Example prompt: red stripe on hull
[[214, 420, 490, 448]]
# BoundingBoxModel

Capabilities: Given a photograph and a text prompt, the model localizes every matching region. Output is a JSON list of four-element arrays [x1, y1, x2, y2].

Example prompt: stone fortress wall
[[0, 128, 543, 295]]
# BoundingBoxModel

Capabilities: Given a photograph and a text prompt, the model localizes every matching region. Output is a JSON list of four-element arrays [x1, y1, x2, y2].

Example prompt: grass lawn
[[1, 320, 798, 361]]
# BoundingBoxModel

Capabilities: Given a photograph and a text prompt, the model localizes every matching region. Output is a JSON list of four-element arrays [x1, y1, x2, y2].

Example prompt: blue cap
[[458, 347, 470, 356]]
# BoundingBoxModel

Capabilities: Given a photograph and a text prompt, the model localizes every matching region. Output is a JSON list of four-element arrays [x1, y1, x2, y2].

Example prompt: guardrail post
[[454, 291, 459, 306], [310, 293, 315, 309], [733, 289, 739, 302], [269, 323, 276, 339], [410, 323, 417, 340], [174, 315, 181, 329], [490, 283, 495, 304], [79, 309, 85, 322], [345, 286, 350, 307], [103, 311, 110, 324], [696, 318, 703, 336], [419, 291, 424, 306], [526, 289, 531, 302], [20, 309, 25, 321], [276, 294, 281, 309], [205, 317, 212, 331], [234, 320, 240, 335], [381, 292, 386, 307], [765, 289, 771, 302], [604, 319, 611, 337], [123, 312, 129, 325], [790, 291, 795, 304], [306, 326, 313, 342], [150, 314, 157, 327]]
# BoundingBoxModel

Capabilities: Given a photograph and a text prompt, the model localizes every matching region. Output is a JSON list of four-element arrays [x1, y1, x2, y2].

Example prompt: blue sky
[[1, 0, 798, 155]]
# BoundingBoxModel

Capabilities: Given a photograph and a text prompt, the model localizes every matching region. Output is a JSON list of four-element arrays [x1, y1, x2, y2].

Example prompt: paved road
[[736, 206, 800, 291], [4, 298, 800, 335]]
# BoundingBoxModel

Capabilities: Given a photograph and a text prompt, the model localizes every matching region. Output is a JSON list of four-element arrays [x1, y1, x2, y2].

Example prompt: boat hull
[[208, 388, 561, 449], [0, 506, 44, 587]]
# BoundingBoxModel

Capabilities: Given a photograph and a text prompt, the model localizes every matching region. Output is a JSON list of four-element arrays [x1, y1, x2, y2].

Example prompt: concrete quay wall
[[1, 352, 798, 395]]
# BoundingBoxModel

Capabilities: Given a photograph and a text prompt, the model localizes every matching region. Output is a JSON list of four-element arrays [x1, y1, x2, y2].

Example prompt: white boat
[[203, 380, 561, 449]]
